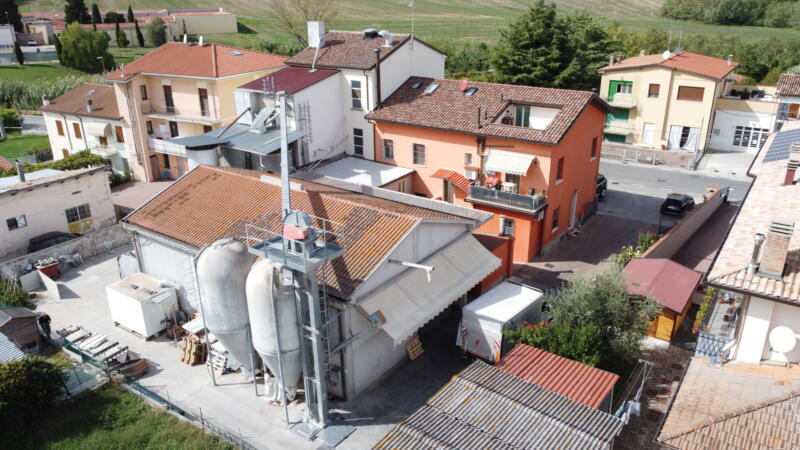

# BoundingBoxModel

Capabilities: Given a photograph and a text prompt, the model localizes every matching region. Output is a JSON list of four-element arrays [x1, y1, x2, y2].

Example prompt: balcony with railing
[[466, 185, 547, 213], [148, 137, 186, 157], [605, 93, 636, 109], [142, 103, 220, 125], [696, 292, 742, 359]]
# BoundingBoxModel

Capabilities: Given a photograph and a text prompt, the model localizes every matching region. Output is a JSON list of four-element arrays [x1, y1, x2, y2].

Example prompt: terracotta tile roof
[[366, 77, 609, 146], [496, 344, 619, 409], [125, 166, 465, 299], [285, 31, 414, 70], [599, 51, 737, 80], [238, 66, 339, 94], [38, 83, 120, 120], [430, 169, 471, 192], [105, 43, 285, 82], [658, 358, 800, 449], [777, 73, 800, 97], [623, 258, 703, 313], [708, 122, 800, 303], [472, 233, 508, 252], [0, 157, 13, 171]]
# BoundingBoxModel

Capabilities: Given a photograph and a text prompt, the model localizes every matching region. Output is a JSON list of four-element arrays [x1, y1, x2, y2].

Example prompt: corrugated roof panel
[[0, 331, 25, 363]]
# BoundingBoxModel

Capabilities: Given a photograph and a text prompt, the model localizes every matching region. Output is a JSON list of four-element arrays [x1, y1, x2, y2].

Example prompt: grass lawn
[[0, 63, 85, 82], [18, 386, 233, 449], [0, 134, 50, 160]]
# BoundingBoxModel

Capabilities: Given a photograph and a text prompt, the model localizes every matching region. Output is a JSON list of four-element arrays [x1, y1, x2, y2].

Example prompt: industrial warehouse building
[[122, 165, 502, 399]]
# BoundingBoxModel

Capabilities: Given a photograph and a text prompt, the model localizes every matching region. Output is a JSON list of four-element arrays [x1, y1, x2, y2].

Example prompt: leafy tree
[[115, 20, 129, 48], [59, 23, 115, 73], [0, 278, 32, 309], [0, 358, 66, 438], [505, 267, 661, 375], [0, 0, 23, 32], [12, 41, 23, 65], [91, 3, 102, 25], [704, 0, 765, 25], [64, 0, 90, 24], [0, 106, 20, 128], [135, 19, 144, 47], [267, 0, 341, 46], [53, 33, 64, 65], [127, 5, 135, 23], [104, 11, 124, 23], [145, 17, 167, 47]]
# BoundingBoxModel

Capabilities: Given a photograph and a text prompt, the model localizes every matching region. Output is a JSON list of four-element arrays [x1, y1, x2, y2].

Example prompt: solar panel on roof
[[764, 129, 800, 162]]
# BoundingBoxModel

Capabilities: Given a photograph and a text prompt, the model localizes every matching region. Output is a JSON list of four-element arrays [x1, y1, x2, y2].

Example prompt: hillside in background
[[17, 0, 800, 45]]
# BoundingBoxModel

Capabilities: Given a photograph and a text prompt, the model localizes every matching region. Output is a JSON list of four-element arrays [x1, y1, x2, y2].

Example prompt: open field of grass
[[19, 386, 233, 450], [0, 62, 84, 82], [0, 134, 50, 160], [18, 0, 800, 44]]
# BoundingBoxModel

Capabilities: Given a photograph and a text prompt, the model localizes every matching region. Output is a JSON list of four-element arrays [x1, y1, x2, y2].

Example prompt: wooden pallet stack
[[180, 335, 206, 365], [206, 341, 231, 375]]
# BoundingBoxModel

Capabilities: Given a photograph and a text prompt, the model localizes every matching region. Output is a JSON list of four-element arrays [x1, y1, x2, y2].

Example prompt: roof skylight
[[424, 83, 440, 95]]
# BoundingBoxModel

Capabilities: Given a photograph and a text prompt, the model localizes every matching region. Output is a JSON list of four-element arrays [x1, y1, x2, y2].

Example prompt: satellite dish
[[769, 326, 797, 353], [662, 50, 671, 59]]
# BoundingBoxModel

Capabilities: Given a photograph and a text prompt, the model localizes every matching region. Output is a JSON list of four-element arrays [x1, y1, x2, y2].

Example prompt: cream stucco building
[[598, 51, 740, 152]]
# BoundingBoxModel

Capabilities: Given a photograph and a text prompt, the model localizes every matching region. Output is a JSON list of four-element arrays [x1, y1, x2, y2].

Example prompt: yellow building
[[103, 42, 285, 182], [598, 51, 739, 152]]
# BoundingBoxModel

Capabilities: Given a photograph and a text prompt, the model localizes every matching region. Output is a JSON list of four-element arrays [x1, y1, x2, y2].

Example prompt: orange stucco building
[[367, 78, 610, 261]]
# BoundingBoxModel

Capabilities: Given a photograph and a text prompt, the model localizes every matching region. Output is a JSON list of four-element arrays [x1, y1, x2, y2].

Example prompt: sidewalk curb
[[600, 158, 752, 182]]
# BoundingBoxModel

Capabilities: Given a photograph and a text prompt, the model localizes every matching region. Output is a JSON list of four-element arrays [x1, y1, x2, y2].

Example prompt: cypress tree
[[115, 19, 129, 48], [13, 41, 24, 65], [135, 20, 144, 47], [53, 34, 63, 65], [127, 5, 134, 23], [91, 3, 102, 25]]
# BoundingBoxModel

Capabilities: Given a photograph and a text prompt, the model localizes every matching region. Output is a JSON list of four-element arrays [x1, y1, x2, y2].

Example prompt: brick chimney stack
[[760, 218, 795, 277], [786, 160, 799, 186]]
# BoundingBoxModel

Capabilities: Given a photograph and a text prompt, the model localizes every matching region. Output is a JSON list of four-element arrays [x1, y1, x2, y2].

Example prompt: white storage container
[[106, 272, 178, 339], [456, 280, 543, 363]]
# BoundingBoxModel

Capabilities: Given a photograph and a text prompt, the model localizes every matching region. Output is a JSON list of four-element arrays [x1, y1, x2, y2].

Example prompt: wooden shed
[[623, 258, 703, 342], [0, 307, 40, 350]]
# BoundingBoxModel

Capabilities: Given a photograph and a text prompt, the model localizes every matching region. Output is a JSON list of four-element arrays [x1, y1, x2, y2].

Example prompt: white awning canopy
[[357, 233, 502, 345], [86, 121, 111, 136], [484, 150, 536, 176]]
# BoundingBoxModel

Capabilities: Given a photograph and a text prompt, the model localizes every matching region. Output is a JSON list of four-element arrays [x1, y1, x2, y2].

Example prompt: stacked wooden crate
[[180, 335, 206, 365], [206, 341, 233, 375]]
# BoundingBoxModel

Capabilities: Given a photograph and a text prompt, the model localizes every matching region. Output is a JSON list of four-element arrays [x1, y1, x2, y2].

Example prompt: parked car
[[660, 193, 695, 216], [28, 232, 80, 253], [26, 40, 37, 46], [596, 174, 607, 199]]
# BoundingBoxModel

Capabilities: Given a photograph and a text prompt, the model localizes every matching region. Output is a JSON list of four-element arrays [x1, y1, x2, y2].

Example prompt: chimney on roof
[[41, 95, 50, 106], [747, 233, 766, 275], [14, 159, 24, 182], [609, 54, 614, 66], [308, 21, 325, 48], [640, 49, 645, 56], [374, 48, 382, 109], [786, 159, 799, 186], [182, 33, 187, 43], [86, 99, 93, 113], [727, 54, 733, 66], [198, 35, 203, 46], [379, 29, 393, 47], [760, 218, 795, 277], [364, 28, 379, 39]]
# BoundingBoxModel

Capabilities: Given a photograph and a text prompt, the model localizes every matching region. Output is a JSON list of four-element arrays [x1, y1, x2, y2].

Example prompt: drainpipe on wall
[[78, 116, 90, 151], [374, 48, 382, 109]]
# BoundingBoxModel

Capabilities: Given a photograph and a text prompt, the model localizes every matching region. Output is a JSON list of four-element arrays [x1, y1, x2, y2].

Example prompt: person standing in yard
[[38, 312, 51, 338]]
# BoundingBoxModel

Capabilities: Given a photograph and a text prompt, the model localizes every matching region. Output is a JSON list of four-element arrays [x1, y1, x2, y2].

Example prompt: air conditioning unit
[[501, 182, 516, 193], [464, 168, 478, 180]]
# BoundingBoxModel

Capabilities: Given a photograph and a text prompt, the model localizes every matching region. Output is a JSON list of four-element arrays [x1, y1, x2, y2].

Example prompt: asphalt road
[[598, 160, 752, 226]]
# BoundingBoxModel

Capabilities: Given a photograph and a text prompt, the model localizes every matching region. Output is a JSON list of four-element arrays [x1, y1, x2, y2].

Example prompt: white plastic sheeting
[[246, 258, 302, 402], [484, 150, 536, 176], [357, 233, 501, 345]]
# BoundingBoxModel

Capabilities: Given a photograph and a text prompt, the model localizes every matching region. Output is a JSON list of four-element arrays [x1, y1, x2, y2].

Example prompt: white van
[[456, 279, 544, 363]]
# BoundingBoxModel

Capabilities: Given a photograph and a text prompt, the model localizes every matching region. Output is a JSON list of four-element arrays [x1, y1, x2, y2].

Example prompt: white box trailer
[[457, 280, 544, 363], [106, 272, 178, 339]]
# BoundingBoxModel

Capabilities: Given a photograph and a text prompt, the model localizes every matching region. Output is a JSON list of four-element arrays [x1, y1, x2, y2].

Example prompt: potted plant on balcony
[[486, 176, 500, 190]]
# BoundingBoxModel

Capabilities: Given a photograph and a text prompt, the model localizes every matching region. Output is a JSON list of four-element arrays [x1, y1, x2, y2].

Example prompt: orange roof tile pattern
[[0, 156, 14, 171], [105, 43, 285, 82], [126, 166, 462, 299], [777, 73, 800, 97], [658, 357, 800, 449], [709, 121, 800, 303], [366, 77, 609, 146], [495, 344, 619, 409], [285, 31, 412, 70], [599, 51, 737, 80], [431, 169, 472, 192], [39, 83, 121, 120]]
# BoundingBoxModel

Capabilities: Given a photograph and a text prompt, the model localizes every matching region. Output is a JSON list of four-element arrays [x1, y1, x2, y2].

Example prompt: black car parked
[[28, 232, 81, 253], [596, 174, 607, 199], [660, 193, 695, 216]]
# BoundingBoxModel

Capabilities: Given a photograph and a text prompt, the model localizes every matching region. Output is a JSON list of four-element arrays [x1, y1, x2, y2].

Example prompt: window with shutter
[[677, 86, 704, 102], [648, 84, 660, 98]]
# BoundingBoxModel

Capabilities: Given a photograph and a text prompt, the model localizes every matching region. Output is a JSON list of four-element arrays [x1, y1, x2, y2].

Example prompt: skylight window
[[230, 50, 244, 56], [464, 87, 478, 96], [424, 83, 440, 95], [411, 82, 423, 89], [87, 89, 96, 95]]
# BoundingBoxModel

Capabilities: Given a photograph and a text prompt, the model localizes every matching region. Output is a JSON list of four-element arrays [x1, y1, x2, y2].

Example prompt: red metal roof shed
[[623, 258, 703, 314], [238, 66, 339, 94], [495, 344, 619, 409]]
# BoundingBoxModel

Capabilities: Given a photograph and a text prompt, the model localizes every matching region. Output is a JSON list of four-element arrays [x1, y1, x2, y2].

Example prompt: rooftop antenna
[[408, 0, 415, 49], [667, 30, 672, 52]]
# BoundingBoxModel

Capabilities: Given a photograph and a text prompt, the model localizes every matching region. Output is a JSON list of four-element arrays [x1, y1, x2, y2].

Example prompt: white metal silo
[[246, 258, 302, 402], [196, 238, 255, 378]]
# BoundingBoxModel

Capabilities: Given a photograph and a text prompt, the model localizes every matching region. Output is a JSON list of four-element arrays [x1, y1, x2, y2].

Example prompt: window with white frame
[[65, 204, 91, 224], [353, 128, 364, 156], [616, 84, 633, 95], [382, 139, 394, 159], [464, 152, 473, 166], [504, 173, 521, 193], [351, 80, 363, 109], [6, 215, 26, 230], [732, 126, 769, 149], [500, 217, 515, 237], [413, 143, 426, 166]]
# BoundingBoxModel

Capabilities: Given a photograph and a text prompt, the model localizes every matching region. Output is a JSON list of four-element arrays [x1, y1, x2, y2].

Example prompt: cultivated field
[[19, 0, 800, 43]]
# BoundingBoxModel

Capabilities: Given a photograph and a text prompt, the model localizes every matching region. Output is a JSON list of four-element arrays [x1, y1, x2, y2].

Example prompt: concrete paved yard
[[514, 213, 656, 291], [35, 247, 466, 450]]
